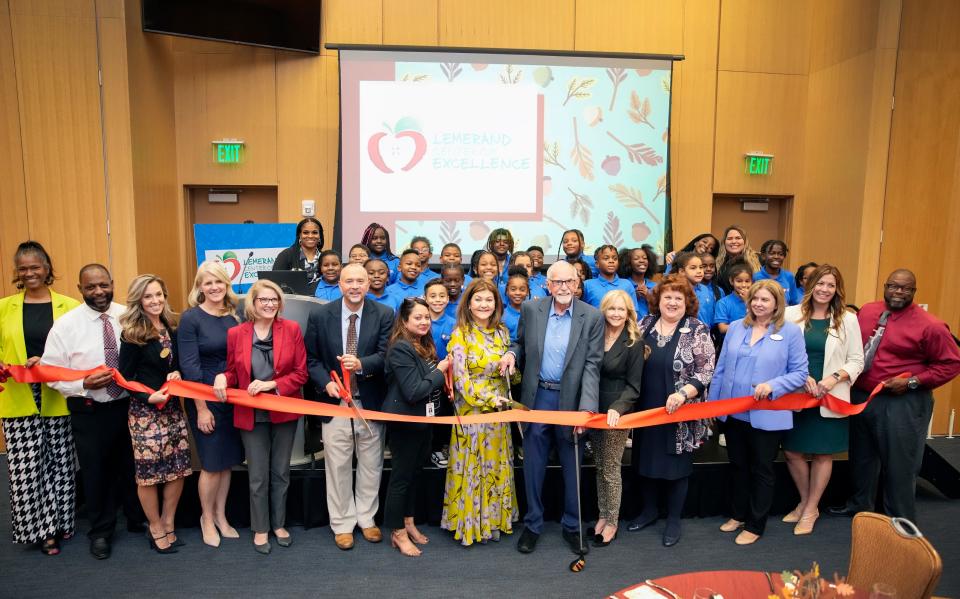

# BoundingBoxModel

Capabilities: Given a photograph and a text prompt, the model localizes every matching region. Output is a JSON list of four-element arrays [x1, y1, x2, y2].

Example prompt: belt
[[538, 380, 561, 391]]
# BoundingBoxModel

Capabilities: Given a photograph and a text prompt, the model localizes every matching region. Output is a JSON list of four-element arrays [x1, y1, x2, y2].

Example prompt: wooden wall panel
[[574, 0, 682, 54], [173, 46, 278, 187], [97, 12, 138, 299], [438, 0, 574, 50], [9, 1, 109, 296], [321, 0, 382, 55], [123, 0, 183, 304], [0, 0, 29, 298], [878, 0, 960, 433], [669, 0, 720, 248], [808, 0, 880, 71], [383, 0, 438, 45], [718, 0, 810, 74], [713, 71, 808, 196]]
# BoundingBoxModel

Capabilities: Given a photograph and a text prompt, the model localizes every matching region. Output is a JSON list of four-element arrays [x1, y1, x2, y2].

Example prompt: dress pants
[[523, 386, 584, 534], [383, 422, 431, 529], [322, 409, 384, 534], [593, 428, 629, 523], [724, 416, 783, 536], [68, 397, 143, 540], [847, 388, 933, 522], [239, 419, 298, 533]]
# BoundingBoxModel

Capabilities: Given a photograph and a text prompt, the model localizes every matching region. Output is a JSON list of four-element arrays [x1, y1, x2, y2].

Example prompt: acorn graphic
[[533, 66, 554, 88], [601, 155, 621, 176], [469, 221, 490, 240], [632, 222, 651, 241]]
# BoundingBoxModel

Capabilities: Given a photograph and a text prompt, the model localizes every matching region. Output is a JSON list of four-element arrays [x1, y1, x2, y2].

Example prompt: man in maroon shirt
[[830, 269, 960, 521]]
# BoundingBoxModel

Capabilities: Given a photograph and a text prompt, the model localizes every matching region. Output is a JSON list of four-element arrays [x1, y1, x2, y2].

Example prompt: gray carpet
[[1, 456, 957, 598]]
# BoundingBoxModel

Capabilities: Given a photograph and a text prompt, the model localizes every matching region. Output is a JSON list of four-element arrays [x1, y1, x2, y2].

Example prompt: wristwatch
[[830, 371, 841, 381], [907, 376, 921, 390]]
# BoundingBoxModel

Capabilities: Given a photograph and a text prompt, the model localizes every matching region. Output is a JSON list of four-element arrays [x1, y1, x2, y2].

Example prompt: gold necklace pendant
[[159, 347, 171, 359]]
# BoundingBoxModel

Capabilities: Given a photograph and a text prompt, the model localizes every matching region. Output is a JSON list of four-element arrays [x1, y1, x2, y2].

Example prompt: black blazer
[[599, 328, 644, 415], [305, 298, 393, 418], [381, 340, 446, 418], [118, 331, 180, 404]]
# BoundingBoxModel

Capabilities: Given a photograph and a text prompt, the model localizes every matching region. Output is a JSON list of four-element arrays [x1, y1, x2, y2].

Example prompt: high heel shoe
[[593, 526, 618, 547], [391, 530, 422, 557], [200, 518, 220, 548], [147, 531, 178, 554], [782, 504, 803, 523], [214, 520, 240, 539], [165, 531, 185, 547], [719, 518, 744, 533], [793, 510, 819, 536]]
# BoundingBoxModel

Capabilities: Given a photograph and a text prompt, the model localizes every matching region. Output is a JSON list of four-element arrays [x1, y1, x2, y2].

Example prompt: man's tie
[[862, 310, 891, 372], [346, 313, 359, 356], [100, 313, 125, 399]]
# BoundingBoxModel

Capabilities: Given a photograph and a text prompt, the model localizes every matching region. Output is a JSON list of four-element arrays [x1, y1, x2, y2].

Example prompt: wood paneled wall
[[1, 0, 958, 433]]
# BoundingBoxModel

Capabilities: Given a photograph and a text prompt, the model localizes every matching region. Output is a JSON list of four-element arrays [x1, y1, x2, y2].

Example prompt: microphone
[[238, 251, 255, 293]]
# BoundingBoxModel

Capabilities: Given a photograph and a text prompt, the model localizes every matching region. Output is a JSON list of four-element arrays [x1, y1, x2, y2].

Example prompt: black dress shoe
[[627, 514, 658, 532], [592, 528, 617, 547], [662, 532, 680, 547], [562, 529, 590, 555], [827, 505, 860, 517], [90, 538, 111, 560], [516, 528, 539, 553]]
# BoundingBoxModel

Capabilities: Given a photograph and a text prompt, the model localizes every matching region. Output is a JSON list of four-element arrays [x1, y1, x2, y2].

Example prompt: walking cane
[[569, 428, 586, 572]]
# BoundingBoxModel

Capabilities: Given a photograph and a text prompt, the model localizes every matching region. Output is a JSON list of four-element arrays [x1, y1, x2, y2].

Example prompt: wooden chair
[[847, 512, 942, 599]]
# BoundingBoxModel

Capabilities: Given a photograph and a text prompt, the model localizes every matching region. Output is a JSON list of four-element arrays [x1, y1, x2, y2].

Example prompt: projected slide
[[339, 49, 674, 259]]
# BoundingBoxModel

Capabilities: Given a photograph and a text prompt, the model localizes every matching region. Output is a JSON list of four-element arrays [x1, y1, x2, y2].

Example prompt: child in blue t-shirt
[[501, 269, 529, 341], [618, 246, 657, 317], [313, 250, 343, 301], [582, 245, 637, 310], [714, 263, 754, 335], [425, 279, 455, 360], [386, 249, 425, 300], [673, 251, 714, 327], [754, 239, 799, 305], [364, 258, 401, 312]]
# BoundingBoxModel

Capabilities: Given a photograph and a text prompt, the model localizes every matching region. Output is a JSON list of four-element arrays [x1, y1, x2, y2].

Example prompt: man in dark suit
[[306, 263, 394, 550], [500, 261, 603, 554]]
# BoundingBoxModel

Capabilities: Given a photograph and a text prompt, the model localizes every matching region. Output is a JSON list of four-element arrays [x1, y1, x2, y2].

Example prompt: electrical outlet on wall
[[302, 199, 315, 217]]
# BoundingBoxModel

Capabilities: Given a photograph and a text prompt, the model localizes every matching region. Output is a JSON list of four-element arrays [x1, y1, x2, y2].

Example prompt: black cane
[[569, 429, 586, 572]]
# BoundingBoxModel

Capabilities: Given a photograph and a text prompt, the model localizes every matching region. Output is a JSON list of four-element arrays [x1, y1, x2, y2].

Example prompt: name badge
[[679, 327, 691, 334], [770, 334, 784, 341], [426, 403, 436, 417]]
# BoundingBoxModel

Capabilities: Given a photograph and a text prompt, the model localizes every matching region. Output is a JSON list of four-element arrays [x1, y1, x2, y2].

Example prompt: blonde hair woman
[[716, 225, 762, 295], [591, 290, 646, 547], [709, 279, 808, 545], [118, 275, 191, 553], [781, 265, 863, 535], [214, 279, 307, 554], [177, 260, 243, 547]]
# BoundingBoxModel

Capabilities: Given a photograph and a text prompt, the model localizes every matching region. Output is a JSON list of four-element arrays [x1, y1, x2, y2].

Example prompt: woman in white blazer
[[781, 264, 864, 535]]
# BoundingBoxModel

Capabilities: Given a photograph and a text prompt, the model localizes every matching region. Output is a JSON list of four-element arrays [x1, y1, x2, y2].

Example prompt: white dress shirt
[[42, 301, 127, 402]]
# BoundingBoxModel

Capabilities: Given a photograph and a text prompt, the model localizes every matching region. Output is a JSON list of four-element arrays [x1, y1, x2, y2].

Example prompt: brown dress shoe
[[334, 533, 354, 550], [361, 526, 383, 543]]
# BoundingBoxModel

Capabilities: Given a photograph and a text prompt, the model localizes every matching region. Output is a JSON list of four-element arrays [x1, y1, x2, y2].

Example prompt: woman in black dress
[[119, 275, 192, 554], [178, 261, 243, 547], [591, 290, 645, 547], [271, 217, 324, 291], [382, 298, 450, 557], [628, 275, 715, 547]]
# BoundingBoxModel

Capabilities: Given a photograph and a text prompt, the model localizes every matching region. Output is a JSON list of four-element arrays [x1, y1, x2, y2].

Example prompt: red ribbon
[[0, 363, 901, 430]]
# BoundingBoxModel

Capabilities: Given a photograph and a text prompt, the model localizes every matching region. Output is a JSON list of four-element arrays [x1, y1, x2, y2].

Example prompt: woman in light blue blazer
[[709, 279, 808, 545]]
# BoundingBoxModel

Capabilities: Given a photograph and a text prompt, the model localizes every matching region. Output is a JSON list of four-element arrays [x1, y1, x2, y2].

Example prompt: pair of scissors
[[330, 369, 373, 436]]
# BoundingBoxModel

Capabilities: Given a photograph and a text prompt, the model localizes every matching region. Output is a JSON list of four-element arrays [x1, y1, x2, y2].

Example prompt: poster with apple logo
[[358, 82, 541, 215], [194, 223, 295, 293]]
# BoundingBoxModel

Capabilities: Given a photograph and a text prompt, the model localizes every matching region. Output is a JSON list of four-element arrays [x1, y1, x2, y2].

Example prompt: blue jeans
[[522, 386, 584, 534]]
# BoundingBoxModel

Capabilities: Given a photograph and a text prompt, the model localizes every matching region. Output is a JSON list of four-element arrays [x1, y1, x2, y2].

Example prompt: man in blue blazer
[[305, 263, 394, 551], [500, 261, 603, 555]]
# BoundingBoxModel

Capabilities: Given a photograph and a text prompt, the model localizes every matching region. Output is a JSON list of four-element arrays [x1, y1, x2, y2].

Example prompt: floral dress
[[440, 324, 519, 545]]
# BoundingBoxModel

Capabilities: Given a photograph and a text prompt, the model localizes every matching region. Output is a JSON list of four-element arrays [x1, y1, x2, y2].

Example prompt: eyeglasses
[[884, 283, 916, 293], [548, 278, 576, 288], [256, 297, 280, 305]]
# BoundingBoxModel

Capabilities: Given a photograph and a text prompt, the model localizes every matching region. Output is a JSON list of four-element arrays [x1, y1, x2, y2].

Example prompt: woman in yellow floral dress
[[441, 279, 519, 546]]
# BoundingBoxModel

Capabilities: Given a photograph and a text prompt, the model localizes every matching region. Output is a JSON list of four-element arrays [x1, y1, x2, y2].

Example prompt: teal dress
[[782, 318, 849, 454]]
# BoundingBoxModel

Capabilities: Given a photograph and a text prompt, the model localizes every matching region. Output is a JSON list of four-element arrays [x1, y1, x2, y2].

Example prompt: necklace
[[654, 320, 678, 348]]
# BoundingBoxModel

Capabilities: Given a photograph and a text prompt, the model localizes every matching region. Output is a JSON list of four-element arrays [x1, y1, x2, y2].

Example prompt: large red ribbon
[[0, 363, 898, 430]]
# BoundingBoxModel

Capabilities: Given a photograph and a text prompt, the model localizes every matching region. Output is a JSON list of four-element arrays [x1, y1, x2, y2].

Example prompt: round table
[[611, 570, 868, 598]]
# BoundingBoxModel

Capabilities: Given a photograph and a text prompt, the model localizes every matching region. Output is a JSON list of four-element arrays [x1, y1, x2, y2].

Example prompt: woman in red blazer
[[214, 280, 307, 554]]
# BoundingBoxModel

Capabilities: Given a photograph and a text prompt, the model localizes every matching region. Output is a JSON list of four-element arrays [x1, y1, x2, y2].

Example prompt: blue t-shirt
[[631, 278, 656, 318], [314, 280, 343, 301], [502, 304, 522, 340], [431, 312, 456, 360], [582, 275, 637, 310], [386, 278, 425, 300], [566, 253, 598, 277], [754, 268, 799, 306], [529, 272, 549, 297], [444, 299, 460, 320], [369, 251, 400, 285], [499, 279, 548, 304], [694, 282, 717, 327], [713, 293, 747, 325], [417, 268, 440, 285], [366, 291, 401, 313]]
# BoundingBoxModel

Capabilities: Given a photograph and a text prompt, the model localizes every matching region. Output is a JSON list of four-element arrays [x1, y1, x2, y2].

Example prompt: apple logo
[[367, 117, 427, 174], [218, 251, 242, 281]]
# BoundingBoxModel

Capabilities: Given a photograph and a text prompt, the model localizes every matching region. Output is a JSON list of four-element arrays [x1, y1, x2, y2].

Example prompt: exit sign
[[744, 152, 773, 176], [212, 140, 244, 164]]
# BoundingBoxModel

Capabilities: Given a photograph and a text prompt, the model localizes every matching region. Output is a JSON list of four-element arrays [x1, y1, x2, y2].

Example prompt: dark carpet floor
[[1, 455, 957, 598]]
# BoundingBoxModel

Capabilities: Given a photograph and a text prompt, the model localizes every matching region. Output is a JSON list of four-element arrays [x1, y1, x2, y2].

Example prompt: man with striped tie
[[42, 264, 143, 559]]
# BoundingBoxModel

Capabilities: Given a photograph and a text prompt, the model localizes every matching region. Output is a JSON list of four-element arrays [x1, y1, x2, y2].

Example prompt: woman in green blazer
[[0, 242, 79, 555]]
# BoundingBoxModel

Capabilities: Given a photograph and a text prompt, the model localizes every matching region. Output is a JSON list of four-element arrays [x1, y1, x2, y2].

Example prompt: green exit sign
[[744, 153, 773, 176], [212, 140, 244, 164]]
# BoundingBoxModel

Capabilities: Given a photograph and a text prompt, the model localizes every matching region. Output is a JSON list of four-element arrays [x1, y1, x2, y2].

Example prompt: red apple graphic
[[219, 251, 242, 281], [367, 117, 427, 174]]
